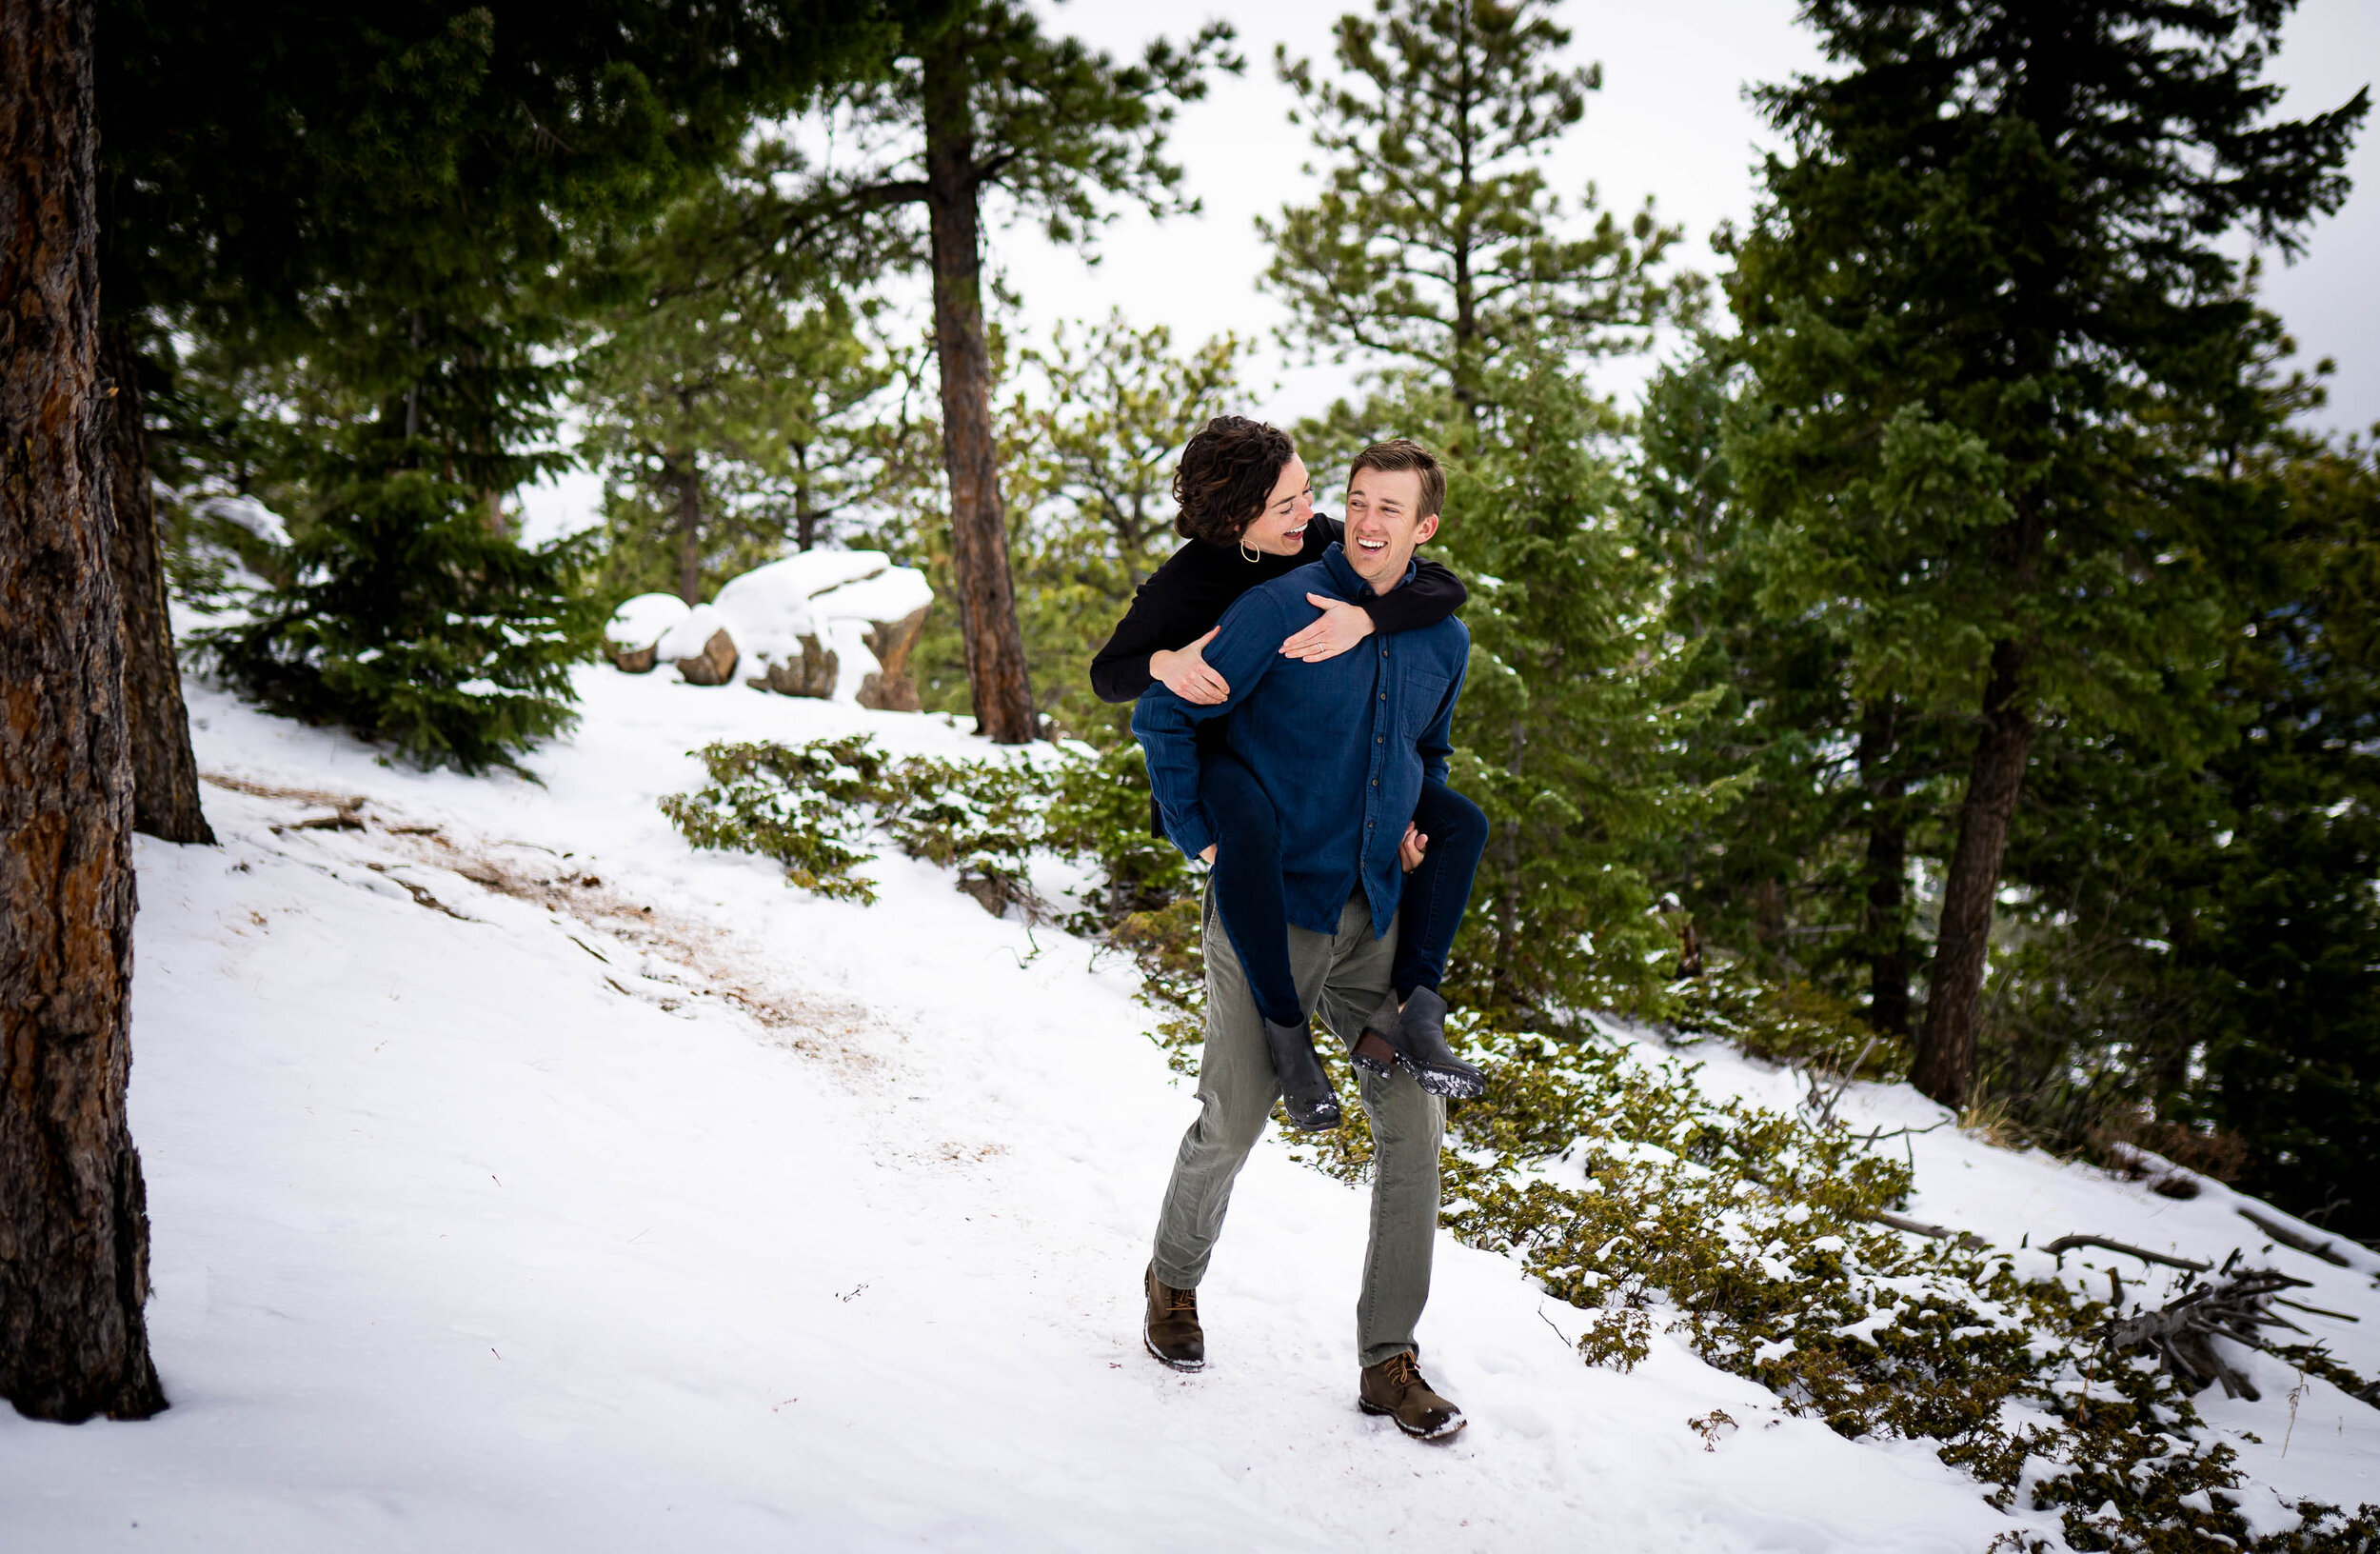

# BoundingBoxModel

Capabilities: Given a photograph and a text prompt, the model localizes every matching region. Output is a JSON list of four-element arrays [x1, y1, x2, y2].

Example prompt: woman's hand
[[1398, 824, 1428, 873], [1200, 845, 1218, 865], [1151, 628, 1229, 705], [1279, 595, 1376, 662]]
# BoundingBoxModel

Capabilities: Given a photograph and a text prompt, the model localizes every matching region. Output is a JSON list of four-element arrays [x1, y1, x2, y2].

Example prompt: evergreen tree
[[1262, 0, 1692, 425], [1985, 428, 2380, 1235], [1637, 338, 1961, 1038], [1436, 351, 1731, 1017], [774, 1, 1237, 743], [202, 458, 603, 775], [1729, 0, 2366, 1106], [1007, 313, 1245, 733], [1259, 1, 1707, 1018], [581, 146, 909, 605], [1, 0, 167, 1423], [101, 0, 902, 773], [856, 313, 1248, 735]]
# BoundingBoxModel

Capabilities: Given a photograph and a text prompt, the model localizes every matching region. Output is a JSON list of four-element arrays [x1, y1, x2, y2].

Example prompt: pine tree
[[100, 0, 901, 776], [1006, 312, 1245, 733], [582, 146, 907, 605], [1262, 0, 1691, 425], [774, 1, 1238, 743], [1730, 0, 2367, 1106], [1636, 339, 1959, 1037], [1259, 1, 1707, 1017], [1436, 352, 1730, 1016], [1, 0, 167, 1423], [1987, 428, 2380, 1234]]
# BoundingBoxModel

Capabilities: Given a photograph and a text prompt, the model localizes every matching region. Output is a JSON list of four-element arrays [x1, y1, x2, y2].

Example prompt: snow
[[605, 591, 689, 649], [810, 566, 934, 631], [710, 550, 891, 658], [195, 492, 291, 548], [654, 603, 732, 666], [3, 666, 2372, 1551]]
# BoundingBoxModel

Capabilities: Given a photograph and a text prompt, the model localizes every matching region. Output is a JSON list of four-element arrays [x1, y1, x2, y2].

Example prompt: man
[[1130, 439, 1470, 1442]]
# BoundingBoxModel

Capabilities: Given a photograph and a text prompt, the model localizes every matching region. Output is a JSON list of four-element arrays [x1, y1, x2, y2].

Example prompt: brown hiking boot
[[1143, 1264, 1204, 1371], [1359, 1351, 1466, 1441]]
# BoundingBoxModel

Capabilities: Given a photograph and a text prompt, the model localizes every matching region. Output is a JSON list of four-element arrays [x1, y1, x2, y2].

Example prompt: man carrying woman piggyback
[[1091, 417, 1489, 1443]]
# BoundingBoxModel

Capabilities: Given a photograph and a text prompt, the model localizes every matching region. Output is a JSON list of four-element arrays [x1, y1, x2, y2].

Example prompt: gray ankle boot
[[1263, 1016, 1343, 1130], [1359, 986, 1485, 1100]]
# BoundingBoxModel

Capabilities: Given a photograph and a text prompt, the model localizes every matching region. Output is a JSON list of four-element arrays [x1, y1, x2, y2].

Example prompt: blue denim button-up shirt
[[1133, 543, 1470, 940]]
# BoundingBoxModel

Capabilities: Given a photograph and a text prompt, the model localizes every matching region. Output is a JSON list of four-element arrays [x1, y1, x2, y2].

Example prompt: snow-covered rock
[[709, 551, 932, 707], [605, 592, 690, 674], [657, 604, 737, 687], [810, 568, 934, 711]]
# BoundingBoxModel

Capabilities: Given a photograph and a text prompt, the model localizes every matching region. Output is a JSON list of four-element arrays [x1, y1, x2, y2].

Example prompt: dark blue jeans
[[1199, 750, 1489, 1028]]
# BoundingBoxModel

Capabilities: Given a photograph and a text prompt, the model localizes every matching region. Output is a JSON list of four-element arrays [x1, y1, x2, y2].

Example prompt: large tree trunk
[[921, 33, 1036, 745], [1856, 700, 1909, 1038], [99, 325, 212, 845], [0, 0, 169, 1424], [1913, 639, 2035, 1108]]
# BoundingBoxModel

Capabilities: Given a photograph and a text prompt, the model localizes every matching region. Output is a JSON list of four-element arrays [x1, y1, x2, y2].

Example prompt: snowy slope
[[1, 667, 2370, 1550]]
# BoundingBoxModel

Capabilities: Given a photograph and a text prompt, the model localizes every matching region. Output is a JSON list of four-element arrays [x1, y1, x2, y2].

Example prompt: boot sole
[[1144, 1325, 1205, 1372], [1409, 1066, 1486, 1101], [1360, 1398, 1468, 1441]]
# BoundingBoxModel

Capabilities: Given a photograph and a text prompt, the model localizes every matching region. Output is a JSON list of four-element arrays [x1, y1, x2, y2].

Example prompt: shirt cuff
[[1169, 806, 1218, 861]]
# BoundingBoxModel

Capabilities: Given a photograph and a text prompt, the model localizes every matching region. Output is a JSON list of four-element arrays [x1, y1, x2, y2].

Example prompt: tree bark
[[98, 325, 212, 845], [1856, 700, 1909, 1038], [922, 32, 1036, 745], [1913, 639, 2035, 1108], [0, 0, 169, 1423]]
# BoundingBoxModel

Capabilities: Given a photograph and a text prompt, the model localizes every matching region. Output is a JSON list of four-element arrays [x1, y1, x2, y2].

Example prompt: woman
[[1092, 417, 1489, 1124]]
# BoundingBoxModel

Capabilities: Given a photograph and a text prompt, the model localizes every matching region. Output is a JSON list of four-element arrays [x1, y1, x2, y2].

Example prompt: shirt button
[[1378, 693, 1385, 701], [1376, 735, 1383, 743], [1370, 778, 1378, 786]]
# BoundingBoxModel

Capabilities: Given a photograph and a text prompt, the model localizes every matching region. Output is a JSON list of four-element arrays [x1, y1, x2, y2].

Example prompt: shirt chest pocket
[[1398, 669, 1452, 741]]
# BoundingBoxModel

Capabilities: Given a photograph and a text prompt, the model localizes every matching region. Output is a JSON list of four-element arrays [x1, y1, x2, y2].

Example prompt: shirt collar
[[1320, 541, 1416, 602]]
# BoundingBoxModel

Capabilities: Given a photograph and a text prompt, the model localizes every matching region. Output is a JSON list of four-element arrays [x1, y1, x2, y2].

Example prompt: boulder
[[605, 591, 691, 674], [856, 667, 922, 713], [658, 605, 738, 687], [744, 633, 839, 698], [675, 629, 739, 687], [709, 550, 934, 707]]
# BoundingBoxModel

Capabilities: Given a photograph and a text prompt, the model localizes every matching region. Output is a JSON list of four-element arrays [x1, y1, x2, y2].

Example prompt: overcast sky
[[522, 0, 2378, 542]]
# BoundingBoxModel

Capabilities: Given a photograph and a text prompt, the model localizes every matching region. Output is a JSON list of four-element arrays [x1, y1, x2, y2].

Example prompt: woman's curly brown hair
[[1171, 415, 1294, 547]]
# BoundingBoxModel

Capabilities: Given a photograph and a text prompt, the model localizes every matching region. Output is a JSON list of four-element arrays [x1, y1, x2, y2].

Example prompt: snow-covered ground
[[3, 667, 2372, 1551]]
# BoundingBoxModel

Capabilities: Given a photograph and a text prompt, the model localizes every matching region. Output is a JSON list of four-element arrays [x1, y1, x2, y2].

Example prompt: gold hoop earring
[[1239, 539, 1259, 563]]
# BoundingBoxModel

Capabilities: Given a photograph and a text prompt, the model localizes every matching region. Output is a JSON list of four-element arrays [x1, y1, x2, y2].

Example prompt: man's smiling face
[[1342, 467, 1440, 592]]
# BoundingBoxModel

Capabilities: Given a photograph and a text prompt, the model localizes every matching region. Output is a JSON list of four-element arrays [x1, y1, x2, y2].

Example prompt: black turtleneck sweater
[[1088, 515, 1467, 705]]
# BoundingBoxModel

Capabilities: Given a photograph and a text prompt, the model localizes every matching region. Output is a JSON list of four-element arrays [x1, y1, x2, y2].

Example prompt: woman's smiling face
[[1240, 455, 1314, 556]]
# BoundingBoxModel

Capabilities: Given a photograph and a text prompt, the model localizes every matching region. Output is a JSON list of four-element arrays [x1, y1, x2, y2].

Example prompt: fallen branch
[[1863, 1209, 1989, 1250], [2237, 1206, 2353, 1268], [2042, 1234, 2211, 1272], [2273, 1296, 2360, 1324], [2101, 1269, 2314, 1401]]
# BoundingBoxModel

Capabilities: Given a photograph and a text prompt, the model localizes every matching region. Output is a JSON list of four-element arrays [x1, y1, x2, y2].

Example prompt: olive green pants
[[1150, 889, 1445, 1368]]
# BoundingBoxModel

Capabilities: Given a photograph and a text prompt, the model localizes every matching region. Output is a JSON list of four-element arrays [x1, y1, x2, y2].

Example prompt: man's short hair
[[1173, 415, 1296, 546], [1349, 438, 1445, 522]]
